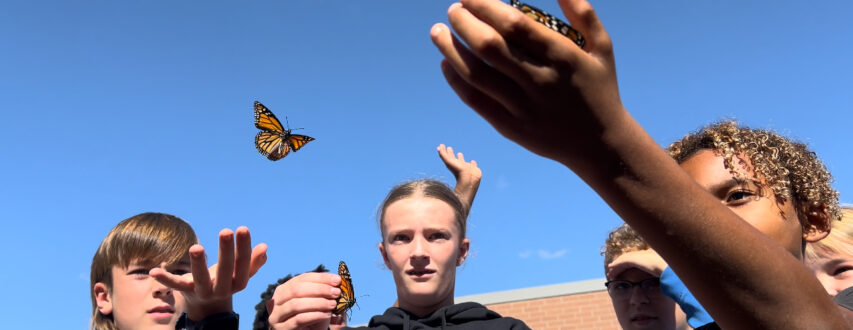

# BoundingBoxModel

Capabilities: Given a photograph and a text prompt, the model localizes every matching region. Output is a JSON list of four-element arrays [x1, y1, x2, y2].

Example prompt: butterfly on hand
[[509, 0, 585, 49], [254, 101, 315, 161], [333, 260, 357, 317]]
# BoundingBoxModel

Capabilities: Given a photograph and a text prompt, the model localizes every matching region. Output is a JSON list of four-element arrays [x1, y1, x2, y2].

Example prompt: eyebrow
[[704, 178, 756, 196]]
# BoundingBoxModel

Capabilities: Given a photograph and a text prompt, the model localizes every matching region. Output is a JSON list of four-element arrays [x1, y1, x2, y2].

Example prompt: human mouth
[[630, 313, 657, 325], [148, 305, 175, 321], [406, 268, 436, 279]]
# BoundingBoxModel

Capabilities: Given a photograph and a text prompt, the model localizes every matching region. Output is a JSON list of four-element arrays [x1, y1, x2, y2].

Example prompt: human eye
[[609, 281, 631, 292], [128, 266, 152, 279], [428, 232, 450, 241], [832, 265, 853, 278], [725, 189, 756, 205], [641, 278, 661, 290], [390, 233, 411, 244], [168, 266, 191, 276]]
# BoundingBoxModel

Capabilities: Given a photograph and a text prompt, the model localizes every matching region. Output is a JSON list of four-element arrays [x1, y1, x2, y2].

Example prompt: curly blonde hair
[[667, 121, 841, 228], [806, 206, 853, 261], [601, 223, 649, 274]]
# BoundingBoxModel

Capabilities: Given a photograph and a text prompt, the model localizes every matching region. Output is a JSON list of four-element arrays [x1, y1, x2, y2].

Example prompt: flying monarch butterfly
[[254, 101, 315, 161], [333, 260, 356, 316], [510, 0, 585, 49]]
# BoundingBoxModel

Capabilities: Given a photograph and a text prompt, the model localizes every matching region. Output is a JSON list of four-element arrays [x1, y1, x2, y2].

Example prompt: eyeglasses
[[604, 278, 661, 299]]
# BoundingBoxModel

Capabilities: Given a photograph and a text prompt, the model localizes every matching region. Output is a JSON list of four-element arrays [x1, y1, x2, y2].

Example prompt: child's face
[[806, 253, 853, 296], [379, 196, 469, 310], [680, 149, 826, 259], [608, 267, 681, 330], [103, 260, 190, 330]]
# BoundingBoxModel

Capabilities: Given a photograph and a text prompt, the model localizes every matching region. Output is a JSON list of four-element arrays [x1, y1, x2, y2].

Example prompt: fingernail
[[331, 287, 341, 297], [448, 2, 462, 13]]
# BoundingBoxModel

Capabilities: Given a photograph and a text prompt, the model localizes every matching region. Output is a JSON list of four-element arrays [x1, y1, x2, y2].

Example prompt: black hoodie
[[345, 302, 530, 330]]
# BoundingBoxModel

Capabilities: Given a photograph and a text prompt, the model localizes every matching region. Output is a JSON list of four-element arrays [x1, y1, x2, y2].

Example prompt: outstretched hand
[[437, 144, 482, 212], [151, 226, 268, 321], [431, 0, 626, 168]]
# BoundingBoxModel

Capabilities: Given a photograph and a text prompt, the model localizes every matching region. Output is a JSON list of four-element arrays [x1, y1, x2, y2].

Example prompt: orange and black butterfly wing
[[509, 0, 585, 48], [255, 131, 290, 161], [333, 261, 356, 316], [287, 134, 315, 153], [254, 101, 285, 132]]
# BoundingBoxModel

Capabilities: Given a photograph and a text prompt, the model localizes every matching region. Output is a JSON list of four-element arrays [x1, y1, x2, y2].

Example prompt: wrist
[[186, 300, 233, 322]]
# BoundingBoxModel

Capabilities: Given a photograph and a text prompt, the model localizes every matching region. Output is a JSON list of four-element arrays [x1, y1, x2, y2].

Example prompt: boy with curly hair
[[603, 224, 715, 330]]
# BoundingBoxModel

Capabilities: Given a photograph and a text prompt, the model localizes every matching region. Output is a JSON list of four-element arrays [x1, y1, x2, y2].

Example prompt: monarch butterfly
[[254, 101, 315, 161], [333, 260, 356, 316], [510, 0, 585, 49]]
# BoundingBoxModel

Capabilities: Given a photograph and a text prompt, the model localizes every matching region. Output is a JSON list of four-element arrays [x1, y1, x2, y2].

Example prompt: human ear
[[457, 238, 470, 266], [93, 282, 113, 316], [803, 204, 831, 243], [378, 242, 391, 268]]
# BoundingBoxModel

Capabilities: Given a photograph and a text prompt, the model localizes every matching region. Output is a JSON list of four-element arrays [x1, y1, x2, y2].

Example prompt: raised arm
[[437, 144, 482, 214], [430, 0, 843, 328]]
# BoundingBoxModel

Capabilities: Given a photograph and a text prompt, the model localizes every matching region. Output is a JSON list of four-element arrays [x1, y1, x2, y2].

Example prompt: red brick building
[[455, 278, 620, 329]]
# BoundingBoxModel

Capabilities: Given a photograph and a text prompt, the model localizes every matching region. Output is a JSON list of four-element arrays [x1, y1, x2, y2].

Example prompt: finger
[[606, 261, 634, 279], [214, 228, 236, 296], [440, 59, 524, 144], [437, 144, 451, 160], [462, 0, 582, 64], [446, 146, 455, 159], [271, 273, 342, 306], [188, 244, 213, 297], [558, 0, 612, 58], [471, 160, 478, 167], [431, 22, 530, 120], [150, 267, 194, 292], [447, 2, 542, 83], [456, 152, 466, 162], [267, 296, 337, 327], [232, 226, 253, 291], [269, 309, 332, 330], [248, 243, 268, 278]]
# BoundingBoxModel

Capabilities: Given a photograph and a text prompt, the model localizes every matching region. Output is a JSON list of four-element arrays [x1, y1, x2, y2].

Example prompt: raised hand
[[151, 226, 268, 321], [607, 249, 668, 280], [437, 144, 482, 213], [431, 0, 626, 169]]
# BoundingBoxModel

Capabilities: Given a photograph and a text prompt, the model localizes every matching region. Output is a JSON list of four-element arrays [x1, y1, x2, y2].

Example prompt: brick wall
[[485, 290, 619, 330]]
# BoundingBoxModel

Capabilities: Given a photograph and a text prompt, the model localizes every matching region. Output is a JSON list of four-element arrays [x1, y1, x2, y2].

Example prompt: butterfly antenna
[[285, 116, 305, 131]]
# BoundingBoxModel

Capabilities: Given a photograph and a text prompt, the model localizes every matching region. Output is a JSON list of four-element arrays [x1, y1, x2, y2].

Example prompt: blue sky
[[1, 1, 851, 328]]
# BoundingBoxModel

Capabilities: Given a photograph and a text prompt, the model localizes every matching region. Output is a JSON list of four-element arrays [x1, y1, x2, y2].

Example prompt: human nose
[[410, 236, 428, 260], [151, 278, 173, 297], [629, 285, 650, 305]]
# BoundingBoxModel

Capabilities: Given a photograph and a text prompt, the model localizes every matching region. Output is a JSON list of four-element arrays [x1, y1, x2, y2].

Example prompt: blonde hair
[[667, 121, 841, 229], [89, 212, 198, 330], [806, 206, 853, 261], [601, 223, 649, 275]]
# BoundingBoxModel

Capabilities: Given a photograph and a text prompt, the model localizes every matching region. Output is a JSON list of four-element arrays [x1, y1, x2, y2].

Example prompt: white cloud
[[518, 248, 568, 260], [537, 249, 568, 260]]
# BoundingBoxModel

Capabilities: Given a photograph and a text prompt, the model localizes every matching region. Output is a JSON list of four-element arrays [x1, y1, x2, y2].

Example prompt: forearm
[[566, 111, 843, 328]]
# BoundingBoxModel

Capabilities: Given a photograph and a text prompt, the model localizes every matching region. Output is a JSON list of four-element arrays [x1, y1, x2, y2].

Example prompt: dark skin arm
[[430, 0, 844, 328]]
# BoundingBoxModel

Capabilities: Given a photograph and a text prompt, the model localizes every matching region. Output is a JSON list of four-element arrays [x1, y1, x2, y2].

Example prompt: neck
[[397, 293, 455, 318]]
